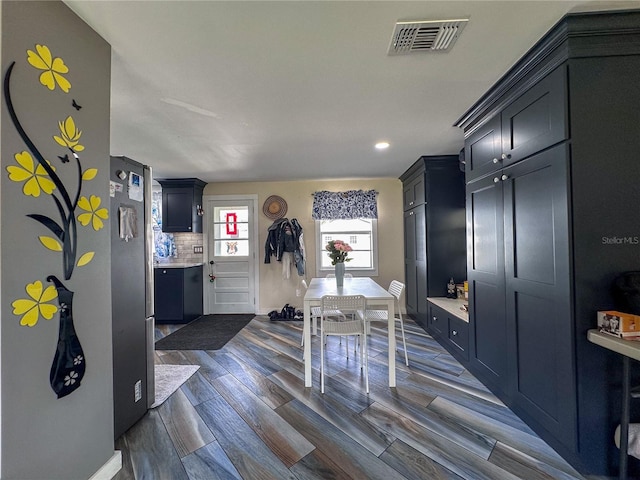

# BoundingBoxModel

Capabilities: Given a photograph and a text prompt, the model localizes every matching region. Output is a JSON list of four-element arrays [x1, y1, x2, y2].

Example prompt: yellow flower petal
[[39, 161, 55, 173], [92, 216, 104, 231], [77, 252, 95, 267], [39, 236, 63, 252], [39, 303, 58, 320], [77, 196, 91, 211], [20, 308, 40, 327], [53, 135, 68, 148], [77, 212, 92, 227], [37, 176, 56, 195], [53, 72, 71, 93], [51, 57, 68, 74], [95, 207, 109, 220], [40, 285, 58, 303], [12, 298, 37, 315], [27, 49, 48, 70], [82, 168, 98, 181], [23, 177, 42, 197], [73, 144, 84, 152], [15, 151, 35, 172], [25, 281, 44, 301], [35, 45, 53, 68], [39, 70, 55, 90], [89, 195, 101, 209], [7, 165, 33, 182], [63, 117, 76, 138]]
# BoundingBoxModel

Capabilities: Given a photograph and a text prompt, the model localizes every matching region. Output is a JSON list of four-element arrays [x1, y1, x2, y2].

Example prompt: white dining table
[[303, 277, 396, 388]]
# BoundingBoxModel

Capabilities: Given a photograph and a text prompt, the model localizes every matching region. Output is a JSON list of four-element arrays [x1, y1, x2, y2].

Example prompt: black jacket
[[264, 218, 303, 264]]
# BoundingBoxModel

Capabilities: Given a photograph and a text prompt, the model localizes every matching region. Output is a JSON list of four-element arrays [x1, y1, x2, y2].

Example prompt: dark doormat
[[155, 314, 255, 350]]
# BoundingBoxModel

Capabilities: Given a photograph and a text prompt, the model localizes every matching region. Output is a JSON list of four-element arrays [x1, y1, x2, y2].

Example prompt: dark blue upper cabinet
[[157, 178, 206, 233]]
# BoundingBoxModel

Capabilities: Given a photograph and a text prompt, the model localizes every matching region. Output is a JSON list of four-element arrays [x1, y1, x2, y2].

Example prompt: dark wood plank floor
[[114, 316, 590, 480]]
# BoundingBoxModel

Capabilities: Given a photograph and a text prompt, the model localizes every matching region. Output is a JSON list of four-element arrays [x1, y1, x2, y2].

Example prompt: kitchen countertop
[[154, 262, 204, 269], [427, 297, 469, 323]]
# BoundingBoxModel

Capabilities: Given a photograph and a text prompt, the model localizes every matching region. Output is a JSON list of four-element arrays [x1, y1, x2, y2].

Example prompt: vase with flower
[[325, 239, 352, 287]]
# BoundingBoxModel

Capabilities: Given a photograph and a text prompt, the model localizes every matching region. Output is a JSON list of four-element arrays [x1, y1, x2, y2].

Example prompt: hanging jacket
[[290, 218, 305, 276], [264, 218, 288, 263], [264, 218, 305, 276]]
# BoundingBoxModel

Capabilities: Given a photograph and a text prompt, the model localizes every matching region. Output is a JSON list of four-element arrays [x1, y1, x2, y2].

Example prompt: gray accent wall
[[1, 2, 114, 479]]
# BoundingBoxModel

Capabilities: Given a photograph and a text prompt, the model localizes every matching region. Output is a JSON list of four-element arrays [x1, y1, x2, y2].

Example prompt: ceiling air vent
[[388, 19, 468, 55]]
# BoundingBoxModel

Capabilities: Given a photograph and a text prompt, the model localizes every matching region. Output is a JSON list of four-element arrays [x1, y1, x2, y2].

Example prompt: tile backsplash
[[167, 232, 204, 263]]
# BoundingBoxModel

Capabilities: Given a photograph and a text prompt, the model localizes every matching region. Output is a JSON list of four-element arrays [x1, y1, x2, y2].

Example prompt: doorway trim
[[202, 194, 259, 314]]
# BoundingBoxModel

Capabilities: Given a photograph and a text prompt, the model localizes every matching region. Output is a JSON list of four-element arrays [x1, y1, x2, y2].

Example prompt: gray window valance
[[312, 190, 378, 220]]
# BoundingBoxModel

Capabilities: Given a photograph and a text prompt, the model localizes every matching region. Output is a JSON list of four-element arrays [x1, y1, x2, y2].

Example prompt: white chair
[[364, 280, 409, 366], [320, 294, 368, 394], [301, 273, 354, 346]]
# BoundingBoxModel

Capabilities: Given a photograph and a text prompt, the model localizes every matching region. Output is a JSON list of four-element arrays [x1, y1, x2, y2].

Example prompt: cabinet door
[[403, 173, 425, 210], [404, 206, 427, 324], [182, 266, 203, 323], [502, 144, 576, 450], [465, 115, 502, 182], [162, 187, 194, 232], [466, 173, 509, 395], [501, 66, 568, 167], [154, 268, 184, 322]]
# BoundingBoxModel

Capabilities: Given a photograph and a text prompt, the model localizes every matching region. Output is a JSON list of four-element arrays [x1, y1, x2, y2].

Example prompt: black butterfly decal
[[58, 154, 70, 164], [72, 99, 82, 111]]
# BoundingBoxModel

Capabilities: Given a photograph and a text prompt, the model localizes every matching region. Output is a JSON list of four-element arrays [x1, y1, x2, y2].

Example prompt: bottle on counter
[[447, 277, 457, 299]]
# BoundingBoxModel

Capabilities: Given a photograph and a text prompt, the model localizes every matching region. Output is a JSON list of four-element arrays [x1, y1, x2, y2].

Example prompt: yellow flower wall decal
[[77, 252, 95, 267], [82, 168, 98, 181], [39, 236, 63, 252], [54, 116, 84, 152], [6, 151, 56, 197], [12, 280, 59, 327], [26, 44, 71, 93], [77, 195, 109, 230]]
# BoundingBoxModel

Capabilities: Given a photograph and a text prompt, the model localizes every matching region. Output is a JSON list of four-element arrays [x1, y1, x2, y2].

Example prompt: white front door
[[204, 196, 257, 314]]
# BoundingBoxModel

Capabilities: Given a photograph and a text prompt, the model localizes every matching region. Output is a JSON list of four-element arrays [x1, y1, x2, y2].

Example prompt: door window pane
[[213, 206, 248, 257]]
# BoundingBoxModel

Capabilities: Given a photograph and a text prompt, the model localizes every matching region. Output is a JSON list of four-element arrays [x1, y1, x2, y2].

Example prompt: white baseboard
[[88, 451, 122, 480]]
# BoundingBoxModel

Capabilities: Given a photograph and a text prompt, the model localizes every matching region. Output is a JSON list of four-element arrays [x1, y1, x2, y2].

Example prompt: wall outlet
[[134, 380, 142, 402], [193, 245, 203, 254]]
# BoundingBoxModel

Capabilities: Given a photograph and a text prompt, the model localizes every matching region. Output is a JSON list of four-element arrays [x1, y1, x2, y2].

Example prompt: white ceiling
[[64, 0, 640, 183]]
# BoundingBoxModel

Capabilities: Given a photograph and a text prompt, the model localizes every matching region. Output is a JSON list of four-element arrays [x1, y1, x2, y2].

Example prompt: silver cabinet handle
[[452, 330, 458, 336], [162, 270, 167, 274], [409, 211, 414, 216], [501, 153, 511, 160], [494, 177, 500, 183], [501, 174, 509, 181], [493, 158, 499, 164], [409, 201, 414, 206], [432, 316, 438, 322]]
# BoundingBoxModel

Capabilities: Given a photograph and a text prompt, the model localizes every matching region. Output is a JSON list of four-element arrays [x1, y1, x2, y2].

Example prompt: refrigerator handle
[[144, 165, 154, 318]]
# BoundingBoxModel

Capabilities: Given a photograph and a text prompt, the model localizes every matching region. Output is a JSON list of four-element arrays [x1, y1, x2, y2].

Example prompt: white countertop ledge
[[427, 297, 469, 322], [588, 329, 640, 361], [154, 262, 204, 269]]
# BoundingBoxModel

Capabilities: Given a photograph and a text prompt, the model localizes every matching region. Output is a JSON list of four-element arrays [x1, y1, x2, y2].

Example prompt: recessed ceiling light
[[375, 142, 390, 150]]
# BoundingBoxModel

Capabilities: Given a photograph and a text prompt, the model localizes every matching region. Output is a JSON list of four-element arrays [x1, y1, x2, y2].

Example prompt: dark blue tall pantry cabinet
[[455, 10, 640, 476], [400, 156, 466, 326]]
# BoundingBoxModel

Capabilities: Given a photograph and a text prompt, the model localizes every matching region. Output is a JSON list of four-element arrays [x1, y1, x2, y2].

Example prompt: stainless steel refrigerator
[[110, 155, 155, 439]]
